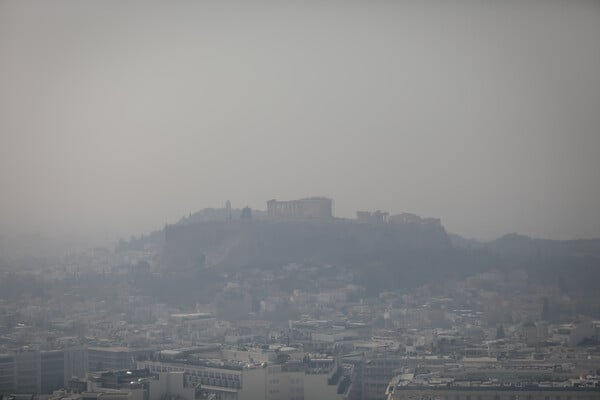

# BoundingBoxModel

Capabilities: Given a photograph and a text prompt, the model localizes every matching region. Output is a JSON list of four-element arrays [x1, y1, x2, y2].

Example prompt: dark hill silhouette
[[117, 208, 600, 302], [162, 218, 451, 272], [450, 232, 600, 258]]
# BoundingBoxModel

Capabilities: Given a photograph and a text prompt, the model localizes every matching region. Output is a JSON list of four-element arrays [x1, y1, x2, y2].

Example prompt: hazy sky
[[1, 1, 599, 242]]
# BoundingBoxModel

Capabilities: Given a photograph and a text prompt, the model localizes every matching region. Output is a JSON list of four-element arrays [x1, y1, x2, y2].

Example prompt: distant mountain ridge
[[449, 232, 600, 258]]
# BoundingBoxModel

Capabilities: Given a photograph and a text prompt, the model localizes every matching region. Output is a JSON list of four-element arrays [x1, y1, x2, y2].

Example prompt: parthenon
[[266, 197, 333, 219]]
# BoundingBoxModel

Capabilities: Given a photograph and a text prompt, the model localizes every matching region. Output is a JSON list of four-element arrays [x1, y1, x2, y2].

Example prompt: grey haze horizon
[[1, 1, 599, 244]]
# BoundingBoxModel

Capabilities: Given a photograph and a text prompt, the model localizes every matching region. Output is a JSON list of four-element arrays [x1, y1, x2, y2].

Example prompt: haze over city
[[1, 0, 599, 243], [2, 2, 600, 400]]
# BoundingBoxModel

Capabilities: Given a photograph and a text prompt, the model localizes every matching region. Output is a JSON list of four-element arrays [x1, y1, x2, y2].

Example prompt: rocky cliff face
[[161, 218, 451, 272]]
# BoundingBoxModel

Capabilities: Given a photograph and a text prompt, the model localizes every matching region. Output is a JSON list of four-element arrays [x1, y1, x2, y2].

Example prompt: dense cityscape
[[2, 2, 600, 400], [1, 197, 599, 400]]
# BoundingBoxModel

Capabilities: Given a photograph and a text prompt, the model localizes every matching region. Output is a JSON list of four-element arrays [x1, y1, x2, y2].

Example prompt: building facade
[[387, 386, 600, 400], [138, 357, 353, 400]]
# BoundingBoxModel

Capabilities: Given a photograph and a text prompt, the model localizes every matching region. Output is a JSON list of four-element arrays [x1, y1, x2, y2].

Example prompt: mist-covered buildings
[[1, 197, 600, 399]]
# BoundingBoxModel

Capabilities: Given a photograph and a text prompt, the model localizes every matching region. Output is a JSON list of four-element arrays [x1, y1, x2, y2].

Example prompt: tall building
[[0, 348, 89, 394], [64, 346, 88, 382], [41, 350, 64, 393], [0, 354, 15, 394], [14, 351, 41, 393]]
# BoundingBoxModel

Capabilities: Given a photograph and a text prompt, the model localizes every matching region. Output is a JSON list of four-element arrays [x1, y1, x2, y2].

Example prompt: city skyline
[[1, 2, 599, 400]]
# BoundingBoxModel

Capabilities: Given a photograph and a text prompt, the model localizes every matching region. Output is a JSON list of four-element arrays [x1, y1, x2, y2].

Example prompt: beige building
[[138, 356, 353, 400], [68, 370, 193, 400], [147, 371, 195, 400]]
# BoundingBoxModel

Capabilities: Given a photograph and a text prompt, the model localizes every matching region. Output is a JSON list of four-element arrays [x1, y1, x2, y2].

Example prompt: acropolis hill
[[161, 197, 450, 272]]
